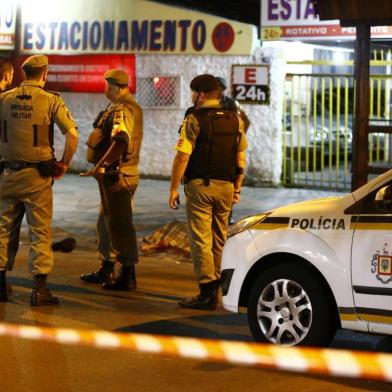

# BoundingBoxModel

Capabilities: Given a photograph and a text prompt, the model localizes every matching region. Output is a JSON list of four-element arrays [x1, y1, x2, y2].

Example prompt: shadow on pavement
[[115, 313, 253, 342], [331, 329, 392, 353]]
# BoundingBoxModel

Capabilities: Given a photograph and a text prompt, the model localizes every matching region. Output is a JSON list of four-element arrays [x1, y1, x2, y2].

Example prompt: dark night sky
[[150, 0, 261, 26]]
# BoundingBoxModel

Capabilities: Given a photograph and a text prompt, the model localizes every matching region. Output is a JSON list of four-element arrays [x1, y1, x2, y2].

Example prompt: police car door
[[351, 179, 392, 335]]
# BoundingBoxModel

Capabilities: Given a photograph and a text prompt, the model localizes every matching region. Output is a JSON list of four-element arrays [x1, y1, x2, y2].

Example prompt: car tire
[[247, 262, 337, 347]]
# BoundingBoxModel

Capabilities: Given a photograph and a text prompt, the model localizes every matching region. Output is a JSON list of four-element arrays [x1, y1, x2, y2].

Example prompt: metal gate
[[282, 58, 392, 190]]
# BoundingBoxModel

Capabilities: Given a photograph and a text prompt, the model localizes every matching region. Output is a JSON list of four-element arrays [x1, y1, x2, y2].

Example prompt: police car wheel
[[247, 263, 336, 347]]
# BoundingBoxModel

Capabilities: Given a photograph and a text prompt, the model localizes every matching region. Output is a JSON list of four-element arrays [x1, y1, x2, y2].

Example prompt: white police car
[[221, 169, 392, 347]]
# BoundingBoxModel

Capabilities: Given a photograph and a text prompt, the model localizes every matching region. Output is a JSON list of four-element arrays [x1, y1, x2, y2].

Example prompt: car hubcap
[[256, 278, 312, 346]]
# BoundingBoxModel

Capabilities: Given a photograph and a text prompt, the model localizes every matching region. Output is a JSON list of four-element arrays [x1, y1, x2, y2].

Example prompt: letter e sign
[[245, 68, 256, 83], [231, 64, 270, 105]]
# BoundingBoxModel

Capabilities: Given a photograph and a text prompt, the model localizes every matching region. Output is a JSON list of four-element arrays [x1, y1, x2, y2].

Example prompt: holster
[[102, 164, 120, 187], [37, 159, 56, 177]]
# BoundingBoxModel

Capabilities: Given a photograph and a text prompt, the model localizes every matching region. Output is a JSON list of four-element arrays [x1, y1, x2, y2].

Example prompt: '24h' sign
[[231, 65, 270, 105]]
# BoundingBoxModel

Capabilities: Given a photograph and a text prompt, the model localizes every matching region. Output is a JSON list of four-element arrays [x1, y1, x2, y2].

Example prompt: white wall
[[59, 46, 285, 185]]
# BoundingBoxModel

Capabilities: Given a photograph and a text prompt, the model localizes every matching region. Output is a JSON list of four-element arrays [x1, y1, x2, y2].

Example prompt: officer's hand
[[232, 191, 241, 204], [52, 161, 68, 180], [91, 165, 106, 180], [79, 169, 94, 177], [169, 190, 180, 209]]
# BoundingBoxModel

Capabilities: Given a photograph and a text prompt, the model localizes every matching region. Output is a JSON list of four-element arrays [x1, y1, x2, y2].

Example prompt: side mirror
[[375, 185, 392, 211]]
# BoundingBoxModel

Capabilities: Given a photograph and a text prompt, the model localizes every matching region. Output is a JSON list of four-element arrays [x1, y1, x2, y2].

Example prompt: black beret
[[190, 74, 219, 92]]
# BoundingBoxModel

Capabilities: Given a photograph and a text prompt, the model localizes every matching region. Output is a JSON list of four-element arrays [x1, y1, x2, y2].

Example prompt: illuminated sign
[[0, 0, 16, 50], [261, 0, 392, 41], [20, 0, 257, 55], [231, 65, 270, 105], [16, 54, 136, 93]]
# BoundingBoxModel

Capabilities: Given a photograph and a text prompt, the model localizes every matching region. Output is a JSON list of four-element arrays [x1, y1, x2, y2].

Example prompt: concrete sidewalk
[[51, 174, 342, 247]]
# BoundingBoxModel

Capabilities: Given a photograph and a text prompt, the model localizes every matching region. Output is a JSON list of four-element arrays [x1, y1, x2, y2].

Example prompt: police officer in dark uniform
[[169, 74, 247, 310], [0, 55, 78, 305], [80, 69, 143, 291]]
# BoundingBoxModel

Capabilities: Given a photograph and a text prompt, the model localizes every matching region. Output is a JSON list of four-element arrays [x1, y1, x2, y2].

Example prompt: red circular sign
[[212, 22, 235, 53]]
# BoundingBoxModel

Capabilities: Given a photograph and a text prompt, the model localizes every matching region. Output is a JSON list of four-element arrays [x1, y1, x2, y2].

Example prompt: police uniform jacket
[[0, 80, 76, 162]]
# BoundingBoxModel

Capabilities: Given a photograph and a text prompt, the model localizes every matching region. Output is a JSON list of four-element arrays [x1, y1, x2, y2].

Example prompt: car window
[[345, 180, 392, 215]]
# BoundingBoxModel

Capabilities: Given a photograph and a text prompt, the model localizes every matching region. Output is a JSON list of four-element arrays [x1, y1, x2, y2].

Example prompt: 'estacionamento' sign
[[261, 0, 392, 41], [20, 0, 257, 55]]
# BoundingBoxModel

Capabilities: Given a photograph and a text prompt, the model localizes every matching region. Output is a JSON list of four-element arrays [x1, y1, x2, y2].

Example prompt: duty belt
[[2, 160, 39, 171]]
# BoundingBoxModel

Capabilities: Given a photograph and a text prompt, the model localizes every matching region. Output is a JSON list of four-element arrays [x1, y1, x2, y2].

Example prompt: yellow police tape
[[0, 321, 391, 382]]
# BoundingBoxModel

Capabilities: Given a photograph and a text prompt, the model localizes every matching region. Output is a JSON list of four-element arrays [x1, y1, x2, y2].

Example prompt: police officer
[[169, 74, 247, 310], [80, 69, 143, 291], [0, 54, 78, 305]]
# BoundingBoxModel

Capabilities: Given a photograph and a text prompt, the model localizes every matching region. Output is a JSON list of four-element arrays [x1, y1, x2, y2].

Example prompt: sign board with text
[[231, 65, 270, 105], [261, 0, 392, 40], [20, 0, 257, 55], [14, 54, 136, 93], [0, 0, 16, 50]]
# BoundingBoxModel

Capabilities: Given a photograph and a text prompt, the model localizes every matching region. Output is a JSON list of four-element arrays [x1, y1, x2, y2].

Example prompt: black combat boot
[[80, 260, 115, 284], [30, 274, 59, 306], [52, 237, 76, 253], [178, 280, 220, 310], [102, 265, 136, 291], [0, 270, 8, 302]]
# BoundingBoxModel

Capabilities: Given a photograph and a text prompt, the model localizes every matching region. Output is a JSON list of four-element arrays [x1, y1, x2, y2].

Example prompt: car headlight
[[228, 213, 270, 238]]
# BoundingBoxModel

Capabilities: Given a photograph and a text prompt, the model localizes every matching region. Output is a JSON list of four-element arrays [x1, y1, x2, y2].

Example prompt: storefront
[[8, 0, 285, 185]]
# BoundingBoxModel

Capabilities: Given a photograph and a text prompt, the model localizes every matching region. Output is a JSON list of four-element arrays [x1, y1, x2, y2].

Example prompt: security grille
[[136, 76, 182, 109]]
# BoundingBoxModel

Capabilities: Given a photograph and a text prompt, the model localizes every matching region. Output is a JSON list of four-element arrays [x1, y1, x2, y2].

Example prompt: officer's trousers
[[96, 174, 138, 267], [184, 179, 234, 285], [0, 168, 53, 275]]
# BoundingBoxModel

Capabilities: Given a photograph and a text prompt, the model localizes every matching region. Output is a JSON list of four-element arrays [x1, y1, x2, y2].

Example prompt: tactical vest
[[0, 86, 55, 161], [184, 107, 239, 182]]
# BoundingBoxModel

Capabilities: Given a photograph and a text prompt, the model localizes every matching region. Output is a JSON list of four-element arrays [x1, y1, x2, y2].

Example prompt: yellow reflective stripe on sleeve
[[112, 109, 131, 137], [175, 119, 193, 155]]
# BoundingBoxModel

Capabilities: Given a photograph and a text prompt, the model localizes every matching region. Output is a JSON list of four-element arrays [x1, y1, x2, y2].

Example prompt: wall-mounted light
[[333, 51, 346, 65]]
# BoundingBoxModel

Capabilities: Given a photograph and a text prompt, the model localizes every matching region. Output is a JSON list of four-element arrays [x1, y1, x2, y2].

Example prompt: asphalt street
[[1, 174, 391, 392]]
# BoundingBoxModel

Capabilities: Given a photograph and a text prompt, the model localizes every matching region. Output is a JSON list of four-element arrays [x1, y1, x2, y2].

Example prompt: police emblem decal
[[371, 244, 392, 284]]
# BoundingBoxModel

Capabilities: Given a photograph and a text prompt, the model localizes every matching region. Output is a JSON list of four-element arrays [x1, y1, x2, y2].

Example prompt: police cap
[[104, 69, 129, 86], [21, 55, 48, 70], [216, 76, 227, 90], [190, 74, 219, 92]]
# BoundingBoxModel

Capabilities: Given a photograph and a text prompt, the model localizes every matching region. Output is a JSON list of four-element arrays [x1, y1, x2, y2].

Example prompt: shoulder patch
[[65, 106, 75, 122]]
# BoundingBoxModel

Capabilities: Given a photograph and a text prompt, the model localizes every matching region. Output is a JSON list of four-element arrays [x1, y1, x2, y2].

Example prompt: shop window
[[136, 76, 182, 108]]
